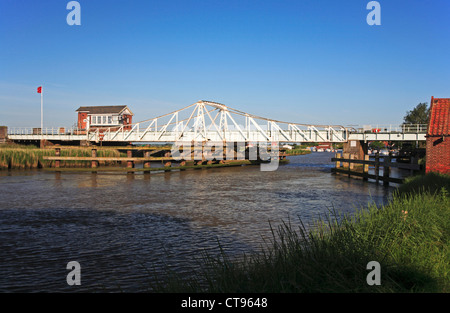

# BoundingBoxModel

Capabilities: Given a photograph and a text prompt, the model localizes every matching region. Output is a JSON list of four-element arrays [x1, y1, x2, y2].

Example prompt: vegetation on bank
[[283, 148, 311, 156], [153, 173, 450, 293], [398, 172, 450, 196], [0, 144, 124, 169]]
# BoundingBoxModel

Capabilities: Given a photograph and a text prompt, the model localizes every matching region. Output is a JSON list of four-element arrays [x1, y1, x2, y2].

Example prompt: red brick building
[[76, 105, 134, 131], [425, 97, 450, 174]]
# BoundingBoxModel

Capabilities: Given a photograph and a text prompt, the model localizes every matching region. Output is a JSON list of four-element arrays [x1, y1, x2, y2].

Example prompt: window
[[103, 116, 106, 124], [92, 116, 97, 124], [108, 116, 112, 124]]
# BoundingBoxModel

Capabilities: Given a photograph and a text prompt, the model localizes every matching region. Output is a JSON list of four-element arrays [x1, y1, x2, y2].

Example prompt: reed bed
[[0, 145, 125, 169]]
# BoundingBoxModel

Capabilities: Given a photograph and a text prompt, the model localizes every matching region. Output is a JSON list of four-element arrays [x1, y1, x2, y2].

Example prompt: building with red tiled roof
[[76, 105, 134, 131], [425, 97, 450, 174]]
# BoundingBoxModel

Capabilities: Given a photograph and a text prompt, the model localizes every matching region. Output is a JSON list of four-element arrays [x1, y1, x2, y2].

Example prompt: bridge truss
[[88, 100, 348, 143], [7, 100, 428, 144]]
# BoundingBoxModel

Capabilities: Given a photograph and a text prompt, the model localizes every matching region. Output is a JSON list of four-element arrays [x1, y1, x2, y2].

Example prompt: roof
[[76, 105, 133, 115], [427, 97, 450, 136]]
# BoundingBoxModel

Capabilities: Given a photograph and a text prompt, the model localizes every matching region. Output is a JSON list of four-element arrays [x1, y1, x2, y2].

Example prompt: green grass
[[151, 173, 450, 293]]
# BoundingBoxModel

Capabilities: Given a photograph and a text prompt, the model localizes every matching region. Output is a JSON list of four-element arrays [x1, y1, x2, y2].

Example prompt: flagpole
[[41, 86, 43, 138]]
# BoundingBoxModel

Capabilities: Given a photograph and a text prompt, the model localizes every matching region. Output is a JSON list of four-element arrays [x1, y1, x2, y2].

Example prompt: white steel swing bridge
[[7, 100, 428, 144]]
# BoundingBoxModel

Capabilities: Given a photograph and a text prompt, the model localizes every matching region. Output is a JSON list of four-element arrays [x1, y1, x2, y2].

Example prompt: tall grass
[[152, 173, 450, 293], [0, 145, 124, 169]]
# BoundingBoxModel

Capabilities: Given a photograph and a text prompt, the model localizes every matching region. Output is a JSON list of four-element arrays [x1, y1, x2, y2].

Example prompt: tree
[[403, 102, 430, 124], [370, 141, 385, 150]]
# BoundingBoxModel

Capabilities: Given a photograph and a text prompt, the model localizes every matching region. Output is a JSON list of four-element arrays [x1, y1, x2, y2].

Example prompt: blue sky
[[0, 0, 449, 128]]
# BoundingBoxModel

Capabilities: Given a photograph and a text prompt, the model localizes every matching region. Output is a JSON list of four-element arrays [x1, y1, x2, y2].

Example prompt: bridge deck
[[8, 130, 426, 143]]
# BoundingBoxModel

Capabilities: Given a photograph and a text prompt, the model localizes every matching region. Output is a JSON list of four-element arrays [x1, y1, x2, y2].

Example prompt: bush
[[397, 172, 450, 196]]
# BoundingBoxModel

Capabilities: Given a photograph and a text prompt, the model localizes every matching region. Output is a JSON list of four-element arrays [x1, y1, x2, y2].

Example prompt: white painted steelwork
[[7, 101, 427, 143]]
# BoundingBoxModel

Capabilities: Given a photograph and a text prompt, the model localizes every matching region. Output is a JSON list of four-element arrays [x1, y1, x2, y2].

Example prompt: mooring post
[[91, 148, 98, 168], [383, 154, 391, 186], [142, 150, 150, 174], [363, 154, 369, 181], [334, 152, 341, 172], [201, 141, 206, 163], [343, 153, 349, 169], [348, 154, 352, 177], [375, 153, 380, 184], [410, 156, 416, 176], [164, 161, 172, 172], [127, 148, 134, 169], [55, 146, 61, 168], [144, 150, 151, 169]]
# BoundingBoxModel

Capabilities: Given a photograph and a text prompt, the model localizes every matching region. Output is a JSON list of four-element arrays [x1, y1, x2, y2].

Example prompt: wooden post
[[142, 150, 150, 174], [91, 148, 98, 168], [410, 156, 416, 176], [375, 153, 380, 184], [202, 141, 206, 163], [55, 147, 61, 168], [144, 151, 151, 169], [126, 148, 135, 174], [127, 149, 134, 168], [383, 154, 391, 186], [348, 154, 352, 177], [363, 154, 369, 181], [343, 153, 349, 169], [335, 152, 341, 168]]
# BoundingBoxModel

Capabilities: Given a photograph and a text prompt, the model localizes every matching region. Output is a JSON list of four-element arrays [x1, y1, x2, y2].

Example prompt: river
[[0, 152, 407, 292]]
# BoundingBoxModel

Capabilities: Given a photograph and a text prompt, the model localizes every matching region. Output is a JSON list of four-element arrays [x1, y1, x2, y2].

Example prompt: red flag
[[37, 86, 42, 93]]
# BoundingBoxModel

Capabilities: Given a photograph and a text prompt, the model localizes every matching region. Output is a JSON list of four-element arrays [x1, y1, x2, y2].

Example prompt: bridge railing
[[352, 124, 428, 133], [7, 127, 85, 136]]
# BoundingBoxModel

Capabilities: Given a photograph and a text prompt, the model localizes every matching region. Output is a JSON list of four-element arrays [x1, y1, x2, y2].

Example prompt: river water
[[0, 152, 407, 292]]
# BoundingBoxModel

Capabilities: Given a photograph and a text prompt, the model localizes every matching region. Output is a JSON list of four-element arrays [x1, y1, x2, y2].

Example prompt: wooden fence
[[331, 153, 421, 185]]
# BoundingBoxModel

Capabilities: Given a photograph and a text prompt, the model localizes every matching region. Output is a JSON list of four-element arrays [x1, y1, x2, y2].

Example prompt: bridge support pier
[[343, 140, 368, 160]]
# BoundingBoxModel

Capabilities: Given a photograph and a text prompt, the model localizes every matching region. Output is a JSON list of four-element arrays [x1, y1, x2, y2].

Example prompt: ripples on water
[[0, 152, 401, 292]]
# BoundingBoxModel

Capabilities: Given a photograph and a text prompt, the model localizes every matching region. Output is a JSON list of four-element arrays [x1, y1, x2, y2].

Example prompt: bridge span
[[6, 100, 427, 144]]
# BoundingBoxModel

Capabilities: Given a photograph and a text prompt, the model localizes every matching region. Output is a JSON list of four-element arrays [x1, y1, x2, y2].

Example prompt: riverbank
[[153, 172, 450, 292], [284, 148, 311, 156]]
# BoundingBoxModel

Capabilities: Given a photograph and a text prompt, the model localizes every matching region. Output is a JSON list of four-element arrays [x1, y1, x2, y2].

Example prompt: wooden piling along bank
[[43, 145, 288, 173], [331, 152, 421, 185]]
